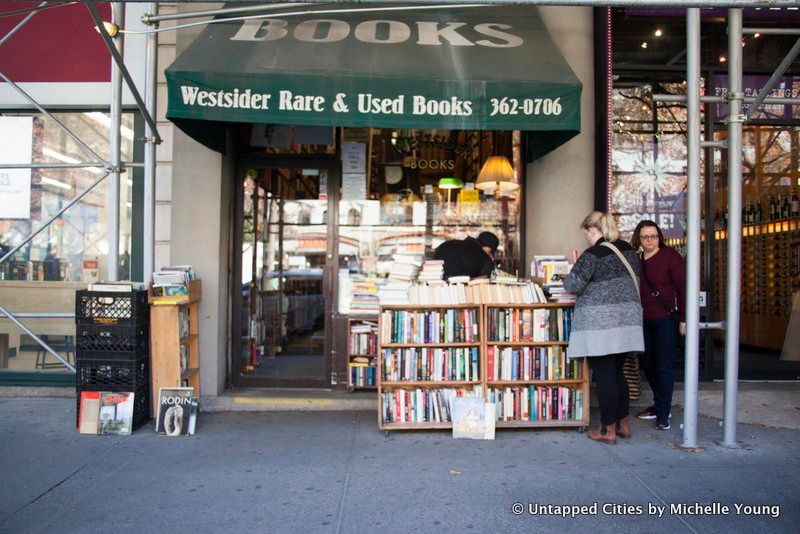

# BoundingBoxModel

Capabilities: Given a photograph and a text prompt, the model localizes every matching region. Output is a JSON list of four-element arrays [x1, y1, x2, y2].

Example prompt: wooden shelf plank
[[381, 342, 481, 348], [495, 420, 587, 428], [380, 422, 453, 429], [380, 380, 481, 387], [181, 367, 199, 380], [180, 333, 198, 344], [349, 354, 376, 358], [487, 341, 569, 346], [486, 302, 575, 309], [380, 304, 481, 310], [349, 386, 377, 390], [486, 379, 584, 386]]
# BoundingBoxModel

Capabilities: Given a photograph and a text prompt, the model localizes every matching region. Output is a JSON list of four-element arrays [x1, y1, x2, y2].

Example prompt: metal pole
[[0, 303, 75, 372], [723, 8, 743, 447], [654, 94, 800, 105], [682, 7, 701, 450], [107, 2, 124, 282], [0, 312, 75, 318], [143, 1, 158, 282], [0, 163, 108, 170], [0, 172, 111, 266], [746, 38, 800, 120], [742, 28, 800, 36]]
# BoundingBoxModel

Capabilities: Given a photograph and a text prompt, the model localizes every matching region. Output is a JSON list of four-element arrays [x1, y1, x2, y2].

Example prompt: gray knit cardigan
[[563, 238, 645, 358]]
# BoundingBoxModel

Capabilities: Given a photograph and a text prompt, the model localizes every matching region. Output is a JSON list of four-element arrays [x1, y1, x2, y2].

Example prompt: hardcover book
[[156, 387, 195, 436], [78, 391, 101, 434]]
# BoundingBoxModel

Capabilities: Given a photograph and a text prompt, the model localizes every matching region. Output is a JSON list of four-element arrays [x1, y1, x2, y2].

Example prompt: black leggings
[[588, 354, 629, 426]]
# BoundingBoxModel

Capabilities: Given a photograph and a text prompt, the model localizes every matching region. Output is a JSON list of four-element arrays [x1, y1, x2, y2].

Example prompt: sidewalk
[[0, 398, 798, 533]]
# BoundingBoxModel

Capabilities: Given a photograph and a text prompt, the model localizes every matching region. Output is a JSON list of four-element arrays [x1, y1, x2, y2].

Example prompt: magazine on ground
[[156, 387, 195, 436], [452, 397, 496, 440], [78, 391, 101, 434], [97, 392, 135, 436]]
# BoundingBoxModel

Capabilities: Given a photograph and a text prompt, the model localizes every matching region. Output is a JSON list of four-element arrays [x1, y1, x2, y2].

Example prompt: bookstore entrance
[[231, 154, 340, 388]]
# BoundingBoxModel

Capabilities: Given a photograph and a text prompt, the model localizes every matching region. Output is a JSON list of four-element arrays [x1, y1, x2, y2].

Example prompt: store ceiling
[[612, 7, 800, 85]]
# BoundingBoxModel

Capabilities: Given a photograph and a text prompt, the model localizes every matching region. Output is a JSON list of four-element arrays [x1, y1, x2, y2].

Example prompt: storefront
[[608, 7, 800, 380], [161, 4, 594, 391]]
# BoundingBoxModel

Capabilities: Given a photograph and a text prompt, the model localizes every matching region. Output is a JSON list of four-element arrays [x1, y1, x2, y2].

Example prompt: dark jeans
[[588, 353, 629, 426], [640, 318, 678, 419]]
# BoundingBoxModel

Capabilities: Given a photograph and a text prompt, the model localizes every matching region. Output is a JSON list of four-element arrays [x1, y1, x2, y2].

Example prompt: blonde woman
[[563, 212, 644, 444]]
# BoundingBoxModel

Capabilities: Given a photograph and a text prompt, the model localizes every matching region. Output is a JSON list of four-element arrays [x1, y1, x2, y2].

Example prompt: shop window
[[0, 111, 136, 374]]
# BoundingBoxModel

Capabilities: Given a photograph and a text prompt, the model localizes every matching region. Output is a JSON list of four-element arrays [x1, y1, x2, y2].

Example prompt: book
[[156, 387, 195, 436], [78, 391, 101, 434], [452, 397, 496, 440], [97, 392, 135, 435], [88, 281, 146, 292]]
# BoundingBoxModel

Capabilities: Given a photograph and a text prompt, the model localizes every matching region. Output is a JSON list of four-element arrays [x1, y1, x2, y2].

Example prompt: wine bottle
[[755, 198, 763, 224], [744, 195, 752, 225], [769, 193, 776, 221], [790, 189, 798, 219], [781, 192, 790, 220]]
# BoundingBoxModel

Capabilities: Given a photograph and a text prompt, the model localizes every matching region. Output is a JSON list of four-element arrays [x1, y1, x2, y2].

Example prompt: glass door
[[233, 156, 338, 388]]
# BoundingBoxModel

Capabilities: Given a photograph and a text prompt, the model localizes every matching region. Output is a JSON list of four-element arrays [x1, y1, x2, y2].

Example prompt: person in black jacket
[[433, 231, 499, 280], [42, 244, 61, 281]]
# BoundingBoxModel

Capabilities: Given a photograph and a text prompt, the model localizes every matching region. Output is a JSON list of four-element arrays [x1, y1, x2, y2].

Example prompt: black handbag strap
[[640, 253, 678, 319]]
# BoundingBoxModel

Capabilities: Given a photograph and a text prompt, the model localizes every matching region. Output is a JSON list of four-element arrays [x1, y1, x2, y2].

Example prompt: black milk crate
[[75, 354, 150, 391], [76, 324, 149, 355], [76, 384, 150, 431], [75, 289, 149, 326]]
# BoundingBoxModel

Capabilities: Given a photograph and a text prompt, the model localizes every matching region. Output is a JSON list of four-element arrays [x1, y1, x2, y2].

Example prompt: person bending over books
[[630, 220, 686, 431], [433, 231, 499, 280], [562, 212, 644, 445]]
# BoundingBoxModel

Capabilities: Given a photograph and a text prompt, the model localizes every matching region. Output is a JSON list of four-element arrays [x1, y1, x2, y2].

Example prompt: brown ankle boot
[[616, 417, 632, 439], [587, 424, 617, 444]]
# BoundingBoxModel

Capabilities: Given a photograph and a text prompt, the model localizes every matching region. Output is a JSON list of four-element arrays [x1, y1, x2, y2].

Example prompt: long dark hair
[[630, 220, 666, 252]]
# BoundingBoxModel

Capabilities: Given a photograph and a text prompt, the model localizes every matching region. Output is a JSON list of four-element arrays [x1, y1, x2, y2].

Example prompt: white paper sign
[[342, 142, 366, 174], [0, 116, 33, 219], [342, 173, 367, 200]]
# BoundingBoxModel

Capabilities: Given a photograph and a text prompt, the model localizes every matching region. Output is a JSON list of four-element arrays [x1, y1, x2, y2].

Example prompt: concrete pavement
[[0, 397, 798, 533]]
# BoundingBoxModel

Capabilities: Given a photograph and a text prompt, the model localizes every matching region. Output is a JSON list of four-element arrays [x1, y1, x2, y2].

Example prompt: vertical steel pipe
[[143, 2, 158, 281], [723, 8, 743, 447], [107, 2, 125, 281], [682, 7, 702, 449]]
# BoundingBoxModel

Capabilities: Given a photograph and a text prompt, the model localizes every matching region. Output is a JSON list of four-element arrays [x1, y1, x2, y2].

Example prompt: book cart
[[378, 304, 484, 432], [347, 318, 378, 390], [377, 303, 589, 435], [149, 280, 202, 417]]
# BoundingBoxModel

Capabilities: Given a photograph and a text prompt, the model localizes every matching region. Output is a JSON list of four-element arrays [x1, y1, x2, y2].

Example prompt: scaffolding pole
[[723, 8, 743, 448], [106, 2, 125, 282], [682, 7, 701, 450], [143, 1, 159, 282]]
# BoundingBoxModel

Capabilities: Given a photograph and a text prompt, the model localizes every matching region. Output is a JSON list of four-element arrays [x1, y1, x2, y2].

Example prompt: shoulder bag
[[599, 241, 641, 400]]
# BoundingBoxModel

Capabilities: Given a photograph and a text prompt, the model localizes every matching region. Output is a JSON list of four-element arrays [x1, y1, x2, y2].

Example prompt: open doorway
[[231, 155, 339, 388]]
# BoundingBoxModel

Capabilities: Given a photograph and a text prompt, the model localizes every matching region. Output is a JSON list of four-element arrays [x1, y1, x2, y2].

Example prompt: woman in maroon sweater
[[630, 220, 686, 431]]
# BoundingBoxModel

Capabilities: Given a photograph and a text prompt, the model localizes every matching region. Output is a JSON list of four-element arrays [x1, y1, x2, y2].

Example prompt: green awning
[[165, 4, 582, 156]]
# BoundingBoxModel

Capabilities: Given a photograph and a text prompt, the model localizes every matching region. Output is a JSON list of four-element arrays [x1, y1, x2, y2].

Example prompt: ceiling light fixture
[[654, 29, 662, 37], [719, 55, 727, 63], [641, 42, 648, 49]]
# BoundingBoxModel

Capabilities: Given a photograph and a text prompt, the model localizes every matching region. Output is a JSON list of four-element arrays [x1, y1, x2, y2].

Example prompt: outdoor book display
[[377, 302, 588, 433], [348, 318, 378, 390], [149, 278, 201, 418], [74, 284, 151, 433]]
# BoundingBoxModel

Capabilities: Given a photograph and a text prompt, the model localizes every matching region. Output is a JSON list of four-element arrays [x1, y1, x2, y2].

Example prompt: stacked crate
[[74, 289, 151, 431]]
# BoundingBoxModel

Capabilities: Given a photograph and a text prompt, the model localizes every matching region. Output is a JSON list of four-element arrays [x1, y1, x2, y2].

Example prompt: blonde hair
[[581, 211, 619, 242]]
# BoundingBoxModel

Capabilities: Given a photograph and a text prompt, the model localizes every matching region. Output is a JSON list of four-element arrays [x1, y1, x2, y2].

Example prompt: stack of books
[[387, 254, 422, 282], [349, 276, 381, 316], [378, 281, 412, 305], [152, 265, 195, 297], [531, 256, 576, 303], [418, 260, 444, 284]]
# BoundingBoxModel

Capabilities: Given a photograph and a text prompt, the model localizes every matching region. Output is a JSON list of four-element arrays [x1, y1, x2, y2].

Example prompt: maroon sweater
[[639, 246, 686, 322]]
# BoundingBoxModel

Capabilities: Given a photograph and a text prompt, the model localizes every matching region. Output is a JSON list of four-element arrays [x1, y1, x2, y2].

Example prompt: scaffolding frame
[[0, 0, 797, 446]]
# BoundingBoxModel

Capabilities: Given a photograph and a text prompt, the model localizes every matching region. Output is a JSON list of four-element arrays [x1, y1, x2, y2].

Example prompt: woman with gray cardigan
[[563, 212, 645, 444]]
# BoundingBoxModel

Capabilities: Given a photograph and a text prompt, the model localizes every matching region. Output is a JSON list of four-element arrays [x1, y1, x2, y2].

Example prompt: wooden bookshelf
[[485, 304, 589, 429], [377, 302, 590, 432], [377, 304, 484, 430], [149, 279, 201, 417], [347, 317, 378, 391]]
